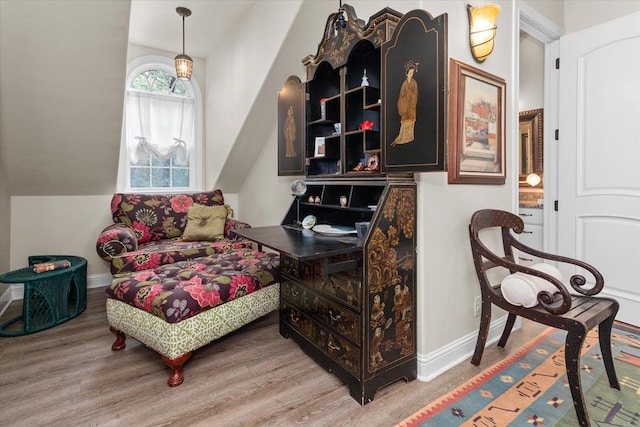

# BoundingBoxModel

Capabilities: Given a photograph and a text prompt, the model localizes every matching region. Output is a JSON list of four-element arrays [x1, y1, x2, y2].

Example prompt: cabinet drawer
[[518, 208, 543, 225], [516, 224, 544, 265], [281, 302, 361, 376], [321, 272, 361, 311], [282, 280, 360, 344], [280, 255, 320, 286]]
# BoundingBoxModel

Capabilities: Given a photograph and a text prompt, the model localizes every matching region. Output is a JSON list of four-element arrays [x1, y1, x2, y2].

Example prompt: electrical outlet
[[474, 296, 482, 317]]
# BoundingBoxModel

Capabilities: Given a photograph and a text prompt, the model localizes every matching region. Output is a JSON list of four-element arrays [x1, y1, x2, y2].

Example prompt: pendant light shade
[[175, 7, 193, 80]]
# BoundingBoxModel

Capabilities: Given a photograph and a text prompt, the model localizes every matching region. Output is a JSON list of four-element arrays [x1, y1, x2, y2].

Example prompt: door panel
[[559, 12, 640, 325]]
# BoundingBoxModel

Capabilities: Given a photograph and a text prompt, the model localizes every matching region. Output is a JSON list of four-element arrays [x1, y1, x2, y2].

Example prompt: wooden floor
[[0, 288, 545, 427]]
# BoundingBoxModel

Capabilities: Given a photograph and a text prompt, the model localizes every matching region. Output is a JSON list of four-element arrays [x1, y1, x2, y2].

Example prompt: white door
[[558, 12, 640, 325]]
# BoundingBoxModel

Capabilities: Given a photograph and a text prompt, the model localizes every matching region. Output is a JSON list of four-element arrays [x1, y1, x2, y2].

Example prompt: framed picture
[[381, 9, 447, 173], [314, 137, 325, 157], [518, 108, 543, 187], [277, 76, 305, 176], [448, 58, 506, 184]]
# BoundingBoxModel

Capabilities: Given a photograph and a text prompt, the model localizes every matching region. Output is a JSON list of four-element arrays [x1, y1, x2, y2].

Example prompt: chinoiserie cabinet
[[278, 4, 447, 177], [270, 3, 448, 404], [280, 179, 417, 404]]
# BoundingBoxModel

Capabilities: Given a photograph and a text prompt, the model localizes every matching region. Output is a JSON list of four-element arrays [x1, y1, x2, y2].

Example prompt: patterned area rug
[[398, 322, 640, 426]]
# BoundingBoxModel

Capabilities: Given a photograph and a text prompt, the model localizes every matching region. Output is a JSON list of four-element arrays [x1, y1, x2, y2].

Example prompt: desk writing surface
[[235, 225, 361, 261]]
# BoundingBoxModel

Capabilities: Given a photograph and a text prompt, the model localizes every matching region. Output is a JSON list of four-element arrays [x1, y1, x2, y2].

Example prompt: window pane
[[173, 81, 187, 96], [130, 168, 150, 188], [172, 168, 189, 187], [131, 152, 150, 166], [151, 156, 170, 167], [172, 152, 189, 167], [151, 168, 171, 187], [131, 75, 150, 91]]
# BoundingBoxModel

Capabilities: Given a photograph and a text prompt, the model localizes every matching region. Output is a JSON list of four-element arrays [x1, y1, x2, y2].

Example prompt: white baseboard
[[0, 273, 112, 317], [417, 315, 521, 382]]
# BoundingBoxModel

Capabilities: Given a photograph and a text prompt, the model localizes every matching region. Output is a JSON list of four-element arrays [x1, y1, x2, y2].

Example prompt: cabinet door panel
[[381, 10, 447, 173]]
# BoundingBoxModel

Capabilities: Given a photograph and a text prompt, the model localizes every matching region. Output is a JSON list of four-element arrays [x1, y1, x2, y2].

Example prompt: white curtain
[[124, 90, 194, 166]]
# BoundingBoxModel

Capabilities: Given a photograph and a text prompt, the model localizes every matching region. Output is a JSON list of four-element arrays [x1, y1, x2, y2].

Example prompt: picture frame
[[277, 76, 305, 176], [518, 108, 543, 187], [314, 137, 326, 158], [448, 58, 506, 184]]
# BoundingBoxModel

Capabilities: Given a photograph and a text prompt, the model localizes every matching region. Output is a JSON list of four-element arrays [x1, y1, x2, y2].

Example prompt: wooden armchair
[[468, 209, 619, 427]]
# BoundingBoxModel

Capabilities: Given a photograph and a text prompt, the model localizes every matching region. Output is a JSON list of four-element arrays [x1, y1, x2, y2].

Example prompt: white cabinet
[[517, 207, 543, 264]]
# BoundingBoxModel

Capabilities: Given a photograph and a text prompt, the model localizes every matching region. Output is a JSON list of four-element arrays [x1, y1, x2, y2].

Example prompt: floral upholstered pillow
[[182, 204, 230, 241]]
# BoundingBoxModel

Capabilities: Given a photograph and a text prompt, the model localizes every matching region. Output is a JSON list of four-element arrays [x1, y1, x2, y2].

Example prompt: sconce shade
[[175, 7, 192, 80], [526, 173, 542, 187], [467, 3, 500, 63]]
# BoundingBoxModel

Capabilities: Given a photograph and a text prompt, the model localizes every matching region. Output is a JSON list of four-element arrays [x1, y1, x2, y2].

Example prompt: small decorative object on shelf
[[320, 98, 328, 120], [361, 69, 369, 86], [334, 123, 341, 133], [340, 195, 348, 207], [360, 120, 374, 130], [365, 154, 379, 171], [315, 196, 321, 204], [308, 196, 315, 203]]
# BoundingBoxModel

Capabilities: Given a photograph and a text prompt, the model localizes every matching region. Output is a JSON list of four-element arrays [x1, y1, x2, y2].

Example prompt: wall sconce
[[526, 173, 542, 187], [467, 3, 500, 63], [175, 7, 193, 80]]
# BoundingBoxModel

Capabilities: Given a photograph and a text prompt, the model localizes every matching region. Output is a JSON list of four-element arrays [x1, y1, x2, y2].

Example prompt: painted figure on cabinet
[[392, 60, 419, 146], [277, 76, 305, 176], [284, 106, 297, 158]]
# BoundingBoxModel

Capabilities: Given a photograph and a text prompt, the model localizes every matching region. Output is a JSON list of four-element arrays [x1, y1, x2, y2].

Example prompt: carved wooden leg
[[598, 314, 620, 390], [565, 328, 589, 427], [161, 352, 192, 387], [497, 313, 517, 348], [109, 326, 126, 351], [471, 299, 492, 366]]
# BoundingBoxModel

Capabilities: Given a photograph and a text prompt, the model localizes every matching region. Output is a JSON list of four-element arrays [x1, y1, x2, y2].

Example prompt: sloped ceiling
[[0, 0, 131, 196], [128, 1, 259, 59]]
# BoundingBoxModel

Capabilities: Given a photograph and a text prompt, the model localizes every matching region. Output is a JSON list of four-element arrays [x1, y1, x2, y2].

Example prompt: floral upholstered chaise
[[96, 190, 253, 274], [106, 249, 280, 386]]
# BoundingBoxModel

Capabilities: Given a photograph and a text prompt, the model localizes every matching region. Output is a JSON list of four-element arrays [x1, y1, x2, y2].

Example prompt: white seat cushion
[[501, 263, 563, 308]]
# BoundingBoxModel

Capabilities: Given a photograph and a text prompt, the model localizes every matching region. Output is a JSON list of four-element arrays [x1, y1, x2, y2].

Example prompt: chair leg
[[471, 299, 492, 366], [565, 328, 589, 427], [598, 314, 620, 390], [497, 313, 517, 348]]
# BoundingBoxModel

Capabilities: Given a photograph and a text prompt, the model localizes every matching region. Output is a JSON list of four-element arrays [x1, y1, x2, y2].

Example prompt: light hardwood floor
[[0, 288, 545, 427]]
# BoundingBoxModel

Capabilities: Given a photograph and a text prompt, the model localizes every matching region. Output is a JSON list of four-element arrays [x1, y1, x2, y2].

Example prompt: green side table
[[0, 255, 87, 337]]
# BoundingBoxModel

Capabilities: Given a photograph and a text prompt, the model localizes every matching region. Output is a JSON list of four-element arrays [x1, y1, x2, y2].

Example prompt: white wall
[[206, 0, 304, 193], [10, 196, 113, 276]]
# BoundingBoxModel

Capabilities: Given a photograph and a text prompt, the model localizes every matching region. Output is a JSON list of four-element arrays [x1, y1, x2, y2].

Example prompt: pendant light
[[334, 0, 347, 33], [175, 7, 193, 80]]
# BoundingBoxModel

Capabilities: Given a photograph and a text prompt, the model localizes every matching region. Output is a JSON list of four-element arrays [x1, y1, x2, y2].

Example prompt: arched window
[[118, 56, 202, 192]]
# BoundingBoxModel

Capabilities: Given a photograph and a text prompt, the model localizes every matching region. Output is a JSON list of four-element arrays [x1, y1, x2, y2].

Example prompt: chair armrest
[[510, 237, 605, 296], [224, 218, 251, 239], [96, 223, 139, 261]]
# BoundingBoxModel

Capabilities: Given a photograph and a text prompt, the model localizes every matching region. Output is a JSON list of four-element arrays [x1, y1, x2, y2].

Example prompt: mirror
[[518, 108, 543, 187]]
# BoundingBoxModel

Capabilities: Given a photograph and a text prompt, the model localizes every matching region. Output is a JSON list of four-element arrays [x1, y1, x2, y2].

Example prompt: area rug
[[398, 322, 640, 427]]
